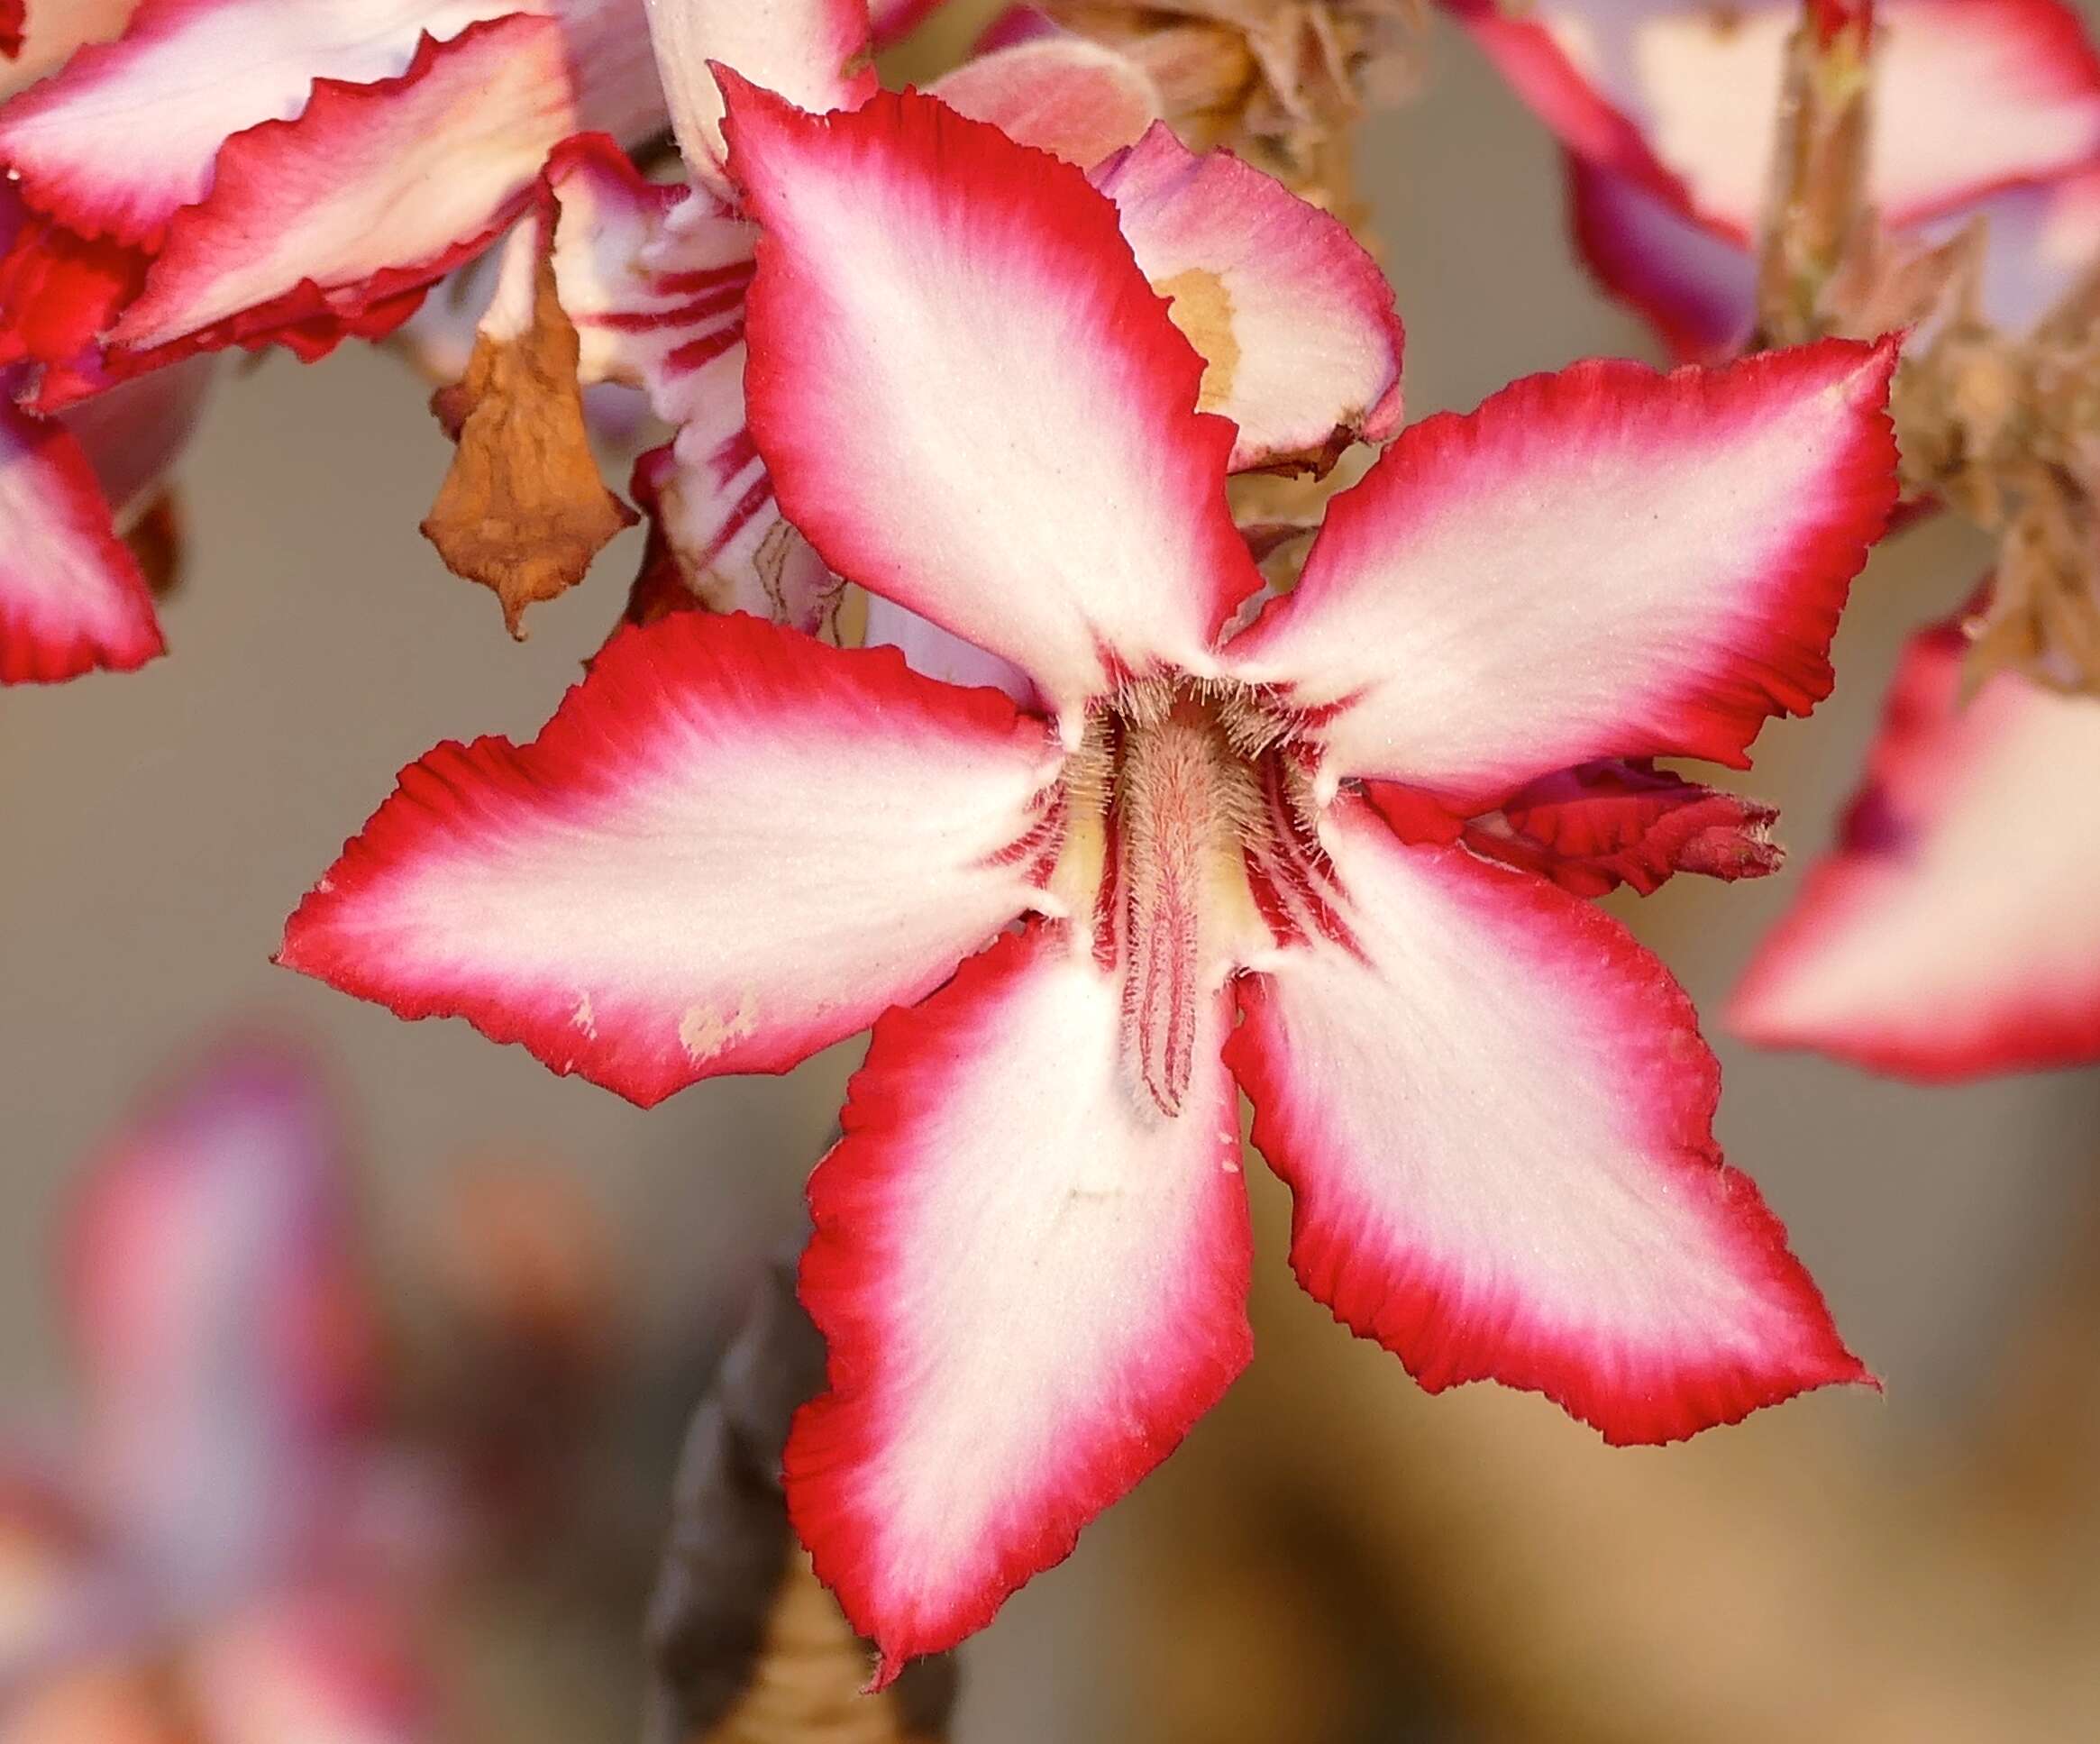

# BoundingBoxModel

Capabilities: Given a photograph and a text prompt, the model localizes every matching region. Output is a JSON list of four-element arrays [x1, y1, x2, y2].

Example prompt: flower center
[[1052, 680, 1294, 1119]]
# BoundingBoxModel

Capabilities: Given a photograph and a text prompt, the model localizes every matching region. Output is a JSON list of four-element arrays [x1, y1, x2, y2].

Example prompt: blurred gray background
[[4, 9, 2096, 1741]]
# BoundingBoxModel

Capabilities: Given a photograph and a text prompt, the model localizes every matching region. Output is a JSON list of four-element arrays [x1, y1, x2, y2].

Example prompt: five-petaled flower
[[281, 80, 1898, 1675]]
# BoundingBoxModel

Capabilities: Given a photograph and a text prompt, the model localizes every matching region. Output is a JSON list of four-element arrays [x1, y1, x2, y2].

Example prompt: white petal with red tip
[[645, 0, 875, 199], [106, 15, 594, 355], [1092, 124, 1404, 470], [0, 1, 525, 246], [790, 925, 1251, 1681], [1228, 798, 1867, 1445], [280, 613, 1064, 1109], [930, 36, 1160, 166], [727, 81, 1262, 724], [1731, 623, 2100, 1078], [1227, 342, 1897, 807], [1455, 0, 2100, 238], [0, 399, 161, 683]]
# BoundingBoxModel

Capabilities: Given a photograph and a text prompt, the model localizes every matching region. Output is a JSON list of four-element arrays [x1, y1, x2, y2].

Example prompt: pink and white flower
[[280, 79, 1897, 1673], [0, 0, 669, 408], [0, 7, 206, 683], [0, 1037, 431, 1743], [518, 0, 1402, 628], [1731, 616, 2100, 1076], [1445, 0, 2100, 360]]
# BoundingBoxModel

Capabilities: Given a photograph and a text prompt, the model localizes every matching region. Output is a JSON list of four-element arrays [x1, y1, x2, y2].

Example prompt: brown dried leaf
[[643, 1257, 956, 1744], [420, 251, 635, 639]]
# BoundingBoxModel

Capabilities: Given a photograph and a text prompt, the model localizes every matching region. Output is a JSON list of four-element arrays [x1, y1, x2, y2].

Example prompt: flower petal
[[1730, 618, 2100, 1078], [1091, 123, 1404, 470], [541, 135, 843, 628], [790, 924, 1251, 1681], [280, 612, 1064, 1108], [863, 591, 1036, 706], [1451, 0, 2100, 238], [929, 35, 1160, 167], [1228, 796, 1869, 1446], [0, 1, 518, 248], [0, 399, 161, 682], [1567, 154, 1754, 363], [871, 0, 944, 43], [1447, 759, 1781, 898], [1227, 340, 1898, 808], [725, 79, 1262, 726], [645, 0, 875, 201], [101, 7, 660, 363]]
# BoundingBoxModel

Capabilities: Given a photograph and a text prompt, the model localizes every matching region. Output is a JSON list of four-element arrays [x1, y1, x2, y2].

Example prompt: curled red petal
[[1451, 759, 1783, 898]]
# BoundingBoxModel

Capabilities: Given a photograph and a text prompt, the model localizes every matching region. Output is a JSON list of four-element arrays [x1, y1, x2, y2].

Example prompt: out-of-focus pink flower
[[1731, 615, 2100, 1076], [1446, 0, 2100, 360], [280, 78, 1897, 1676], [1451, 0, 2100, 1080], [0, 1038, 434, 1743]]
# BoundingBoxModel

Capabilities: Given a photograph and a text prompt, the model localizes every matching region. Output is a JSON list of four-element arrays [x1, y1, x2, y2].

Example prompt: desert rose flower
[[280, 78, 1898, 1672]]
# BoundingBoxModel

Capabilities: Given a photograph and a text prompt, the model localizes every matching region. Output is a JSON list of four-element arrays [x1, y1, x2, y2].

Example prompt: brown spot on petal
[[421, 252, 635, 639], [1155, 267, 1239, 416]]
